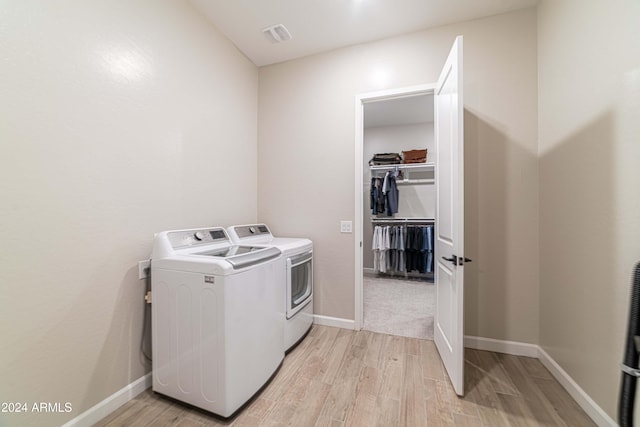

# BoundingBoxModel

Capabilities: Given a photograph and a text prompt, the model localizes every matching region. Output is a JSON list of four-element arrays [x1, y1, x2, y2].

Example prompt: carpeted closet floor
[[363, 274, 435, 340]]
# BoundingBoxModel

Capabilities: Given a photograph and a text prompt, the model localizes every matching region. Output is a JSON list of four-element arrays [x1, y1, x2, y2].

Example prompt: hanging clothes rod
[[370, 162, 435, 172], [370, 217, 435, 224]]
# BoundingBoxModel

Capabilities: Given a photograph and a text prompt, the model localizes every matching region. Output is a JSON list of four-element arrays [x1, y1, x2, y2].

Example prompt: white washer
[[151, 227, 284, 418], [227, 224, 313, 352]]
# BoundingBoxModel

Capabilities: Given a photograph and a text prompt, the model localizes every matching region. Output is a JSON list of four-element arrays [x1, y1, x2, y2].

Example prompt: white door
[[434, 36, 466, 396]]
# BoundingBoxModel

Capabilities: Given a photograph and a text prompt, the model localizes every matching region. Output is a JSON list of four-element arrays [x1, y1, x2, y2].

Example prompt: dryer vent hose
[[619, 262, 640, 427]]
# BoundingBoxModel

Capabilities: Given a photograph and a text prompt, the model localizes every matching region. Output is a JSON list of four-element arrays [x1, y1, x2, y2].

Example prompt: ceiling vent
[[262, 24, 292, 43]]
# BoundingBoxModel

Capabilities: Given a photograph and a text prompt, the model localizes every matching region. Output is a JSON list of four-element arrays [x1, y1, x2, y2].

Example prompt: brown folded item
[[402, 149, 427, 163]]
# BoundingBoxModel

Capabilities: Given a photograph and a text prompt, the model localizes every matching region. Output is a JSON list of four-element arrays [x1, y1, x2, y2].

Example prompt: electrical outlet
[[340, 221, 352, 233], [138, 259, 151, 280]]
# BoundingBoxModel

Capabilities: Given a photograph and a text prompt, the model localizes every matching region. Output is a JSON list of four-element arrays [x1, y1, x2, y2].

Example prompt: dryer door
[[286, 252, 313, 319]]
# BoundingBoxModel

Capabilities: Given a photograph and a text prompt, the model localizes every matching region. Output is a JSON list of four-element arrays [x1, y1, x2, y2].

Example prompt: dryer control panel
[[232, 224, 271, 239]]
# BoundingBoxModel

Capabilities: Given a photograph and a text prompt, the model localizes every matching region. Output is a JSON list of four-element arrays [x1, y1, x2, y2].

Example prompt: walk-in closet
[[362, 93, 436, 340]]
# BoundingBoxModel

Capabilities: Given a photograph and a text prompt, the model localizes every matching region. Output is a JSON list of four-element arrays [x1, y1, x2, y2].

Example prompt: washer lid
[[194, 245, 281, 270]]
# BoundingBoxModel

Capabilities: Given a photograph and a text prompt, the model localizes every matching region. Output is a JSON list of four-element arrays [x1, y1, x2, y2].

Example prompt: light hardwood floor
[[95, 325, 596, 427]]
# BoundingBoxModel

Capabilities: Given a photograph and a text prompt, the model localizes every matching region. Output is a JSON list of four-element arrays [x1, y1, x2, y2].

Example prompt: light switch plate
[[340, 221, 352, 233]]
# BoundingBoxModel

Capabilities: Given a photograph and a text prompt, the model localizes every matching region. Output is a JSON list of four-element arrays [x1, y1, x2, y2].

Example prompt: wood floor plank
[[464, 357, 511, 427], [420, 338, 447, 381], [144, 403, 184, 427], [374, 396, 400, 427], [94, 399, 155, 427], [343, 389, 377, 427], [356, 365, 380, 396], [404, 336, 420, 356], [400, 353, 428, 426], [471, 349, 519, 396], [425, 379, 455, 427], [174, 418, 206, 427], [96, 326, 597, 427], [318, 378, 358, 422], [520, 356, 554, 380], [335, 336, 366, 382], [496, 353, 566, 426], [533, 377, 597, 427], [379, 351, 403, 401], [288, 380, 331, 427], [321, 329, 356, 384], [314, 415, 344, 427], [240, 397, 274, 423], [453, 412, 484, 427], [362, 330, 384, 369], [496, 392, 541, 427], [127, 401, 179, 427], [231, 414, 261, 427]]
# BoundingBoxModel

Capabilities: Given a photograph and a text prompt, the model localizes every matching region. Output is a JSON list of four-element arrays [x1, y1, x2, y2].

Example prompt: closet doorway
[[354, 31, 465, 398], [360, 91, 436, 341]]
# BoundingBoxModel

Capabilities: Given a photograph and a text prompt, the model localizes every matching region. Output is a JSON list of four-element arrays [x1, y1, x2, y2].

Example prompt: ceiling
[[190, 0, 539, 67], [364, 94, 434, 128]]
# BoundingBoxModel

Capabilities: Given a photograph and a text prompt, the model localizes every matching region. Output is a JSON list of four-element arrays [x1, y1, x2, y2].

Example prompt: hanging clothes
[[391, 225, 405, 272], [370, 177, 385, 215], [422, 225, 434, 273], [382, 171, 399, 216], [371, 169, 400, 217], [372, 225, 391, 273], [404, 225, 434, 274], [372, 224, 432, 275]]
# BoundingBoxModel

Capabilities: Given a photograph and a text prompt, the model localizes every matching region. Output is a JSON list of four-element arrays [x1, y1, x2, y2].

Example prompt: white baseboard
[[465, 335, 616, 427], [61, 373, 151, 427], [313, 314, 356, 330], [464, 335, 539, 358]]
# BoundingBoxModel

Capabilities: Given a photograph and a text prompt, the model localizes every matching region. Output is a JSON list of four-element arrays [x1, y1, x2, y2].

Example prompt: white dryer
[[150, 227, 284, 418], [227, 224, 313, 352]]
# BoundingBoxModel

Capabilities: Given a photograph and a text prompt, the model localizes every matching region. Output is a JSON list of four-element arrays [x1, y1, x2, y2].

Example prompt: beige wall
[[538, 0, 640, 419], [258, 8, 540, 342], [0, 1, 258, 425]]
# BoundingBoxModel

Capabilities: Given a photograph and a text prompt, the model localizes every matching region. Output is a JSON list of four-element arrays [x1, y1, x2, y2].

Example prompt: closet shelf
[[370, 217, 435, 224], [369, 162, 435, 173]]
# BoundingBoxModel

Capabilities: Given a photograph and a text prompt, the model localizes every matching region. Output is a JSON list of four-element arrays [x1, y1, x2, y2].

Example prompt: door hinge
[[145, 291, 152, 304]]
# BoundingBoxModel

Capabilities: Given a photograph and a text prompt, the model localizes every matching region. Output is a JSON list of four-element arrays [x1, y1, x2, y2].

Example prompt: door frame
[[354, 83, 437, 331]]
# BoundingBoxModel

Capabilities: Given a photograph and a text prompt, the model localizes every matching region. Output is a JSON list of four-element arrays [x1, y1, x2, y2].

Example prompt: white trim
[[537, 347, 617, 427], [356, 84, 438, 104], [313, 314, 356, 330], [61, 373, 151, 427], [464, 336, 616, 427], [354, 83, 437, 334], [464, 335, 539, 358], [354, 94, 364, 331]]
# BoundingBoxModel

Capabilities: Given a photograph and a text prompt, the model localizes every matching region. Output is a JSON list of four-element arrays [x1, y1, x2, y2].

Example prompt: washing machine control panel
[[168, 228, 230, 249]]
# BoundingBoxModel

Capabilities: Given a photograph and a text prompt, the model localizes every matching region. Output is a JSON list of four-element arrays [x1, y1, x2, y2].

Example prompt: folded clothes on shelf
[[369, 152, 402, 166]]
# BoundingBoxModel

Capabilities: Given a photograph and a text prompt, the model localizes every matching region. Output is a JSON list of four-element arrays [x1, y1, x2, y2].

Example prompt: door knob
[[442, 256, 458, 266]]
